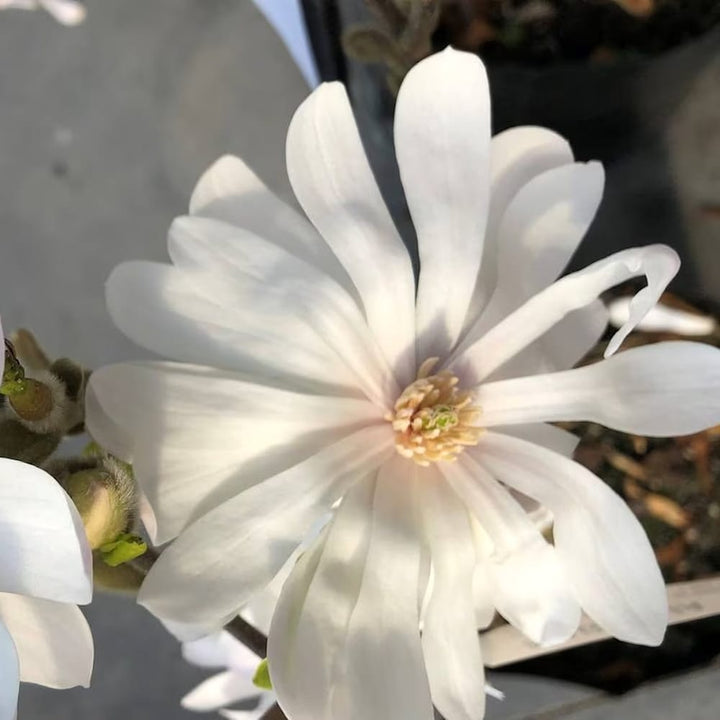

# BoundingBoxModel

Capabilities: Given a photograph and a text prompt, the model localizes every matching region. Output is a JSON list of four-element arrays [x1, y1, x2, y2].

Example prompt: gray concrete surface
[[0, 1, 719, 719]]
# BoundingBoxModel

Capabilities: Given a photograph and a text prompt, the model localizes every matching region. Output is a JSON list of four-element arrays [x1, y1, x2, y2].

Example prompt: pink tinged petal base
[[394, 48, 490, 360], [477, 341, 720, 437], [269, 460, 433, 720], [138, 426, 394, 626], [444, 456, 580, 646], [454, 244, 680, 384], [419, 472, 486, 720], [285, 82, 416, 385], [475, 433, 668, 646], [0, 459, 92, 604], [0, 621, 17, 720], [0, 594, 93, 689]]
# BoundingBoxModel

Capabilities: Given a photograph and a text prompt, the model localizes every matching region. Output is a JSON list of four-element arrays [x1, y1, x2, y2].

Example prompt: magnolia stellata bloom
[[0, 0, 85, 25], [0, 322, 93, 718], [87, 48, 720, 720]]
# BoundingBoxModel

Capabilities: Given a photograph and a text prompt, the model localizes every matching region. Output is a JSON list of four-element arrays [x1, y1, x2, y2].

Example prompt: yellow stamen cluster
[[387, 358, 483, 466]]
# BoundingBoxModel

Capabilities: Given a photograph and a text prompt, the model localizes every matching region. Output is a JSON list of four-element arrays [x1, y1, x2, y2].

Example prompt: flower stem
[[224, 614, 267, 658]]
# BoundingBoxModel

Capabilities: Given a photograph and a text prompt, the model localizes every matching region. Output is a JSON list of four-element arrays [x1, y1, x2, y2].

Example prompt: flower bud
[[48, 456, 139, 552], [3, 330, 88, 436]]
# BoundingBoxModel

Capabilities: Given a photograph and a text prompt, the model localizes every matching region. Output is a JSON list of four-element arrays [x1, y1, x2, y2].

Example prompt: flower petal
[[0, 459, 91, 604], [166, 218, 398, 406], [477, 341, 720, 436], [138, 426, 394, 625], [105, 260, 364, 397], [468, 126, 574, 323], [394, 48, 490, 360], [496, 423, 579, 458], [181, 670, 259, 712], [476, 433, 668, 645], [419, 471, 486, 720], [189, 156, 340, 287], [269, 460, 433, 720], [608, 296, 717, 336], [286, 82, 416, 384], [87, 362, 384, 543], [0, 594, 93, 688], [268, 478, 374, 720], [496, 162, 603, 304], [453, 245, 679, 384], [182, 633, 230, 669], [489, 300, 608, 381], [219, 693, 276, 720], [0, 622, 18, 720], [443, 455, 580, 645]]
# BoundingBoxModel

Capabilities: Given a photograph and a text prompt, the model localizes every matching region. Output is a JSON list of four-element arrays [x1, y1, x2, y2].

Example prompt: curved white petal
[[497, 162, 603, 301], [0, 594, 93, 689], [444, 455, 580, 645], [477, 341, 720, 436], [106, 260, 379, 398], [454, 244, 680, 384], [182, 632, 230, 669], [395, 48, 490, 360], [487, 299, 608, 381], [268, 478, 374, 720], [0, 459, 92, 604], [189, 155, 347, 289], [475, 433, 667, 645], [467, 126, 574, 323], [84, 381, 133, 461], [181, 670, 259, 712], [167, 216, 399, 406], [0, 622, 18, 720], [87, 362, 384, 543], [270, 460, 433, 720], [419, 472, 486, 720], [286, 82, 416, 385], [138, 426, 394, 625]]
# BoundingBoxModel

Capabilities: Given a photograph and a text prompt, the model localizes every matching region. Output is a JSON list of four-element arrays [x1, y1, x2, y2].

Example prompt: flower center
[[387, 358, 483, 466]]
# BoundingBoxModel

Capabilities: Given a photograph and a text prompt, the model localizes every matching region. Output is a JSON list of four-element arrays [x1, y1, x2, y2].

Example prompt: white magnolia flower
[[0, 323, 94, 718], [87, 48, 720, 720], [0, 0, 85, 25], [182, 632, 275, 720]]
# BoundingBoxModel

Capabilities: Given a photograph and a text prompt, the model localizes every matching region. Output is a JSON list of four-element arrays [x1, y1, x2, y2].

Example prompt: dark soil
[[435, 0, 720, 64]]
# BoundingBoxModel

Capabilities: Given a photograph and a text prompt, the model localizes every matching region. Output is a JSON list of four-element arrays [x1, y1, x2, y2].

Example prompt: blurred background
[[0, 0, 719, 718]]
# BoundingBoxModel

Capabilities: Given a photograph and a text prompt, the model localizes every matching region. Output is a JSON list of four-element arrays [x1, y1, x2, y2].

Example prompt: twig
[[224, 614, 268, 659]]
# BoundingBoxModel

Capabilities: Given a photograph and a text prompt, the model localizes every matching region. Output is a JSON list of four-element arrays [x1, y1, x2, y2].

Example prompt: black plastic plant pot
[[300, 0, 720, 306]]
